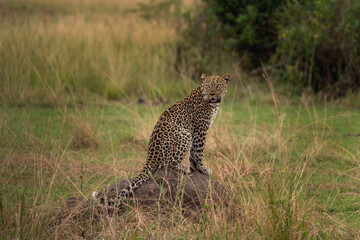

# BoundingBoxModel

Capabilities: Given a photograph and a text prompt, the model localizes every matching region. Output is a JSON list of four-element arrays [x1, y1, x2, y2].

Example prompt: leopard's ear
[[201, 73, 207, 80], [223, 73, 230, 82]]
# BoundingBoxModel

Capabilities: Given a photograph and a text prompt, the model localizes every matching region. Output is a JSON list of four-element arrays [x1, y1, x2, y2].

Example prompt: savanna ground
[[1, 0, 360, 239]]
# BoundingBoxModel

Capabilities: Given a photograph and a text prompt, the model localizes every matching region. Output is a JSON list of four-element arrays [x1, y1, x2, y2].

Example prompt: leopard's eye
[[204, 85, 210, 89], [216, 84, 222, 88]]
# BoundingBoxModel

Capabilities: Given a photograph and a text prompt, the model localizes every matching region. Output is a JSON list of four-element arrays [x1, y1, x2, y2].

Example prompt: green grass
[[1, 95, 359, 238]]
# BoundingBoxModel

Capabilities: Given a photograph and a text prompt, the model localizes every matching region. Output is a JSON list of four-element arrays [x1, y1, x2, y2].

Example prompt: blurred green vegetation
[[178, 0, 360, 98]]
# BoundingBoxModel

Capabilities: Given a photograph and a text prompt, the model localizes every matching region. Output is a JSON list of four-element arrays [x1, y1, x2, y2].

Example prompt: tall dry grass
[[0, 0, 199, 106]]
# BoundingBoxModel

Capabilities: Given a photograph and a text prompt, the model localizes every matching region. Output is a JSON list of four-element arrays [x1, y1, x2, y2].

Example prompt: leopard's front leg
[[189, 134, 212, 176]]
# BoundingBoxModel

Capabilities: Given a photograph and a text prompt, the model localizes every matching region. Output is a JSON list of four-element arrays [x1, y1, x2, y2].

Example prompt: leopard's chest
[[186, 102, 219, 132], [208, 106, 218, 129]]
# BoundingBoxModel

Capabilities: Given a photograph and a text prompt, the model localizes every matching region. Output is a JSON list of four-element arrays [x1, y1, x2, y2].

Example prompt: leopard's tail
[[92, 170, 151, 207], [117, 171, 150, 200]]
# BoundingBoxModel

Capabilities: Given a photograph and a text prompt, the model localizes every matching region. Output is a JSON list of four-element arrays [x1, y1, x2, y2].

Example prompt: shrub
[[176, 0, 283, 75], [273, 0, 360, 98], [203, 0, 283, 66], [181, 0, 360, 98]]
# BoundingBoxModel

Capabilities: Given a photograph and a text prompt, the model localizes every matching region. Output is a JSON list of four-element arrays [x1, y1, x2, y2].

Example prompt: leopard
[[92, 73, 230, 207]]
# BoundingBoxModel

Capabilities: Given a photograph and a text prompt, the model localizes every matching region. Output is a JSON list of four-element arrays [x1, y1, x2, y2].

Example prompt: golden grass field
[[0, 0, 201, 106], [1, 0, 360, 239]]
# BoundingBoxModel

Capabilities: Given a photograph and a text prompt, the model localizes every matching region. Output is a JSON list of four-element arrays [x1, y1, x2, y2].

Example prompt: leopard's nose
[[209, 93, 215, 96]]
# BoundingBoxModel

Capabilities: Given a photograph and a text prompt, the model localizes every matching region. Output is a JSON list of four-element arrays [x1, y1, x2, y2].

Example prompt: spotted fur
[[93, 73, 230, 207]]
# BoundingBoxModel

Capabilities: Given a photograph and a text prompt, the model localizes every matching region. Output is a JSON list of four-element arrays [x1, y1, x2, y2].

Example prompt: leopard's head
[[201, 73, 230, 106]]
